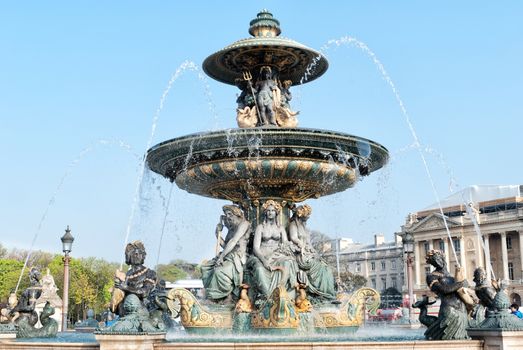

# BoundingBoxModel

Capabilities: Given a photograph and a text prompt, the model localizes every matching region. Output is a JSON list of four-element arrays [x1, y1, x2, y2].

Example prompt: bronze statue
[[472, 267, 497, 323], [288, 204, 335, 301], [105, 241, 164, 333], [8, 268, 58, 338], [253, 66, 278, 126], [201, 205, 251, 301], [246, 200, 298, 300], [112, 240, 158, 312], [12, 268, 42, 328], [423, 250, 470, 340]]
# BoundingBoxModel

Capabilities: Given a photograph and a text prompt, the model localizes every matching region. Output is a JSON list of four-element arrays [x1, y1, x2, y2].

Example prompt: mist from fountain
[[14, 139, 139, 294], [314, 35, 462, 262]]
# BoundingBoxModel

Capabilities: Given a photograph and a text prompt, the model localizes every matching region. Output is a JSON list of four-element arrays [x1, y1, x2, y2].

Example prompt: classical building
[[323, 234, 405, 293], [399, 184, 523, 304]]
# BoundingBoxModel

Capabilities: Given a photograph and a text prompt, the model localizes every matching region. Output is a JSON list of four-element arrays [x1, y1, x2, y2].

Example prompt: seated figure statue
[[246, 200, 298, 300], [112, 241, 157, 316], [472, 267, 497, 323], [12, 268, 42, 327], [201, 205, 251, 302], [424, 250, 470, 340], [288, 204, 335, 301]]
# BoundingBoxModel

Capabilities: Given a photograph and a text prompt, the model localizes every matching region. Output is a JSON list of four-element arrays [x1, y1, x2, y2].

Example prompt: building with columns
[[399, 185, 523, 305], [323, 234, 405, 293]]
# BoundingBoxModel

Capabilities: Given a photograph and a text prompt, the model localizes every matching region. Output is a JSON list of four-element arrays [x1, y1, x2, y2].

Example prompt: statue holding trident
[[202, 205, 252, 302]]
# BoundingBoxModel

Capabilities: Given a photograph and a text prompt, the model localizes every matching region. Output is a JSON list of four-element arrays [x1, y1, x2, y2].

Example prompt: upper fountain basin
[[146, 128, 388, 203]]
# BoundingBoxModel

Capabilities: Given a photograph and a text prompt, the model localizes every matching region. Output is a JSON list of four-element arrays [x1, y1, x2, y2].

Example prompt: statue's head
[[122, 294, 141, 314], [29, 267, 42, 285], [425, 249, 446, 268], [296, 204, 312, 220], [223, 204, 244, 228], [260, 65, 272, 79], [262, 200, 281, 221], [125, 240, 146, 266], [473, 267, 486, 285]]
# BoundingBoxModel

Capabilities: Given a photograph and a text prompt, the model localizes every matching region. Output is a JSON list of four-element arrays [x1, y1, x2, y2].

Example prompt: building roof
[[422, 185, 522, 211], [339, 241, 401, 254]]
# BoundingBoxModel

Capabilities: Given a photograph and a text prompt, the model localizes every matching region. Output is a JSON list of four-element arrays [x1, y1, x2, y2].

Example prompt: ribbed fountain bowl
[[146, 128, 388, 203]]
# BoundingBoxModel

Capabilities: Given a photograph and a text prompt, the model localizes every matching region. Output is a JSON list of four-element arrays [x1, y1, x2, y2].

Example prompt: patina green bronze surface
[[203, 10, 328, 86], [146, 128, 388, 204], [424, 250, 470, 340], [146, 10, 387, 334], [16, 301, 58, 339], [99, 241, 166, 334]]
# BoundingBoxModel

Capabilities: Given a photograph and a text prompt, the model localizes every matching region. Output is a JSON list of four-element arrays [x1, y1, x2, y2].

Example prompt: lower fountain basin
[[146, 128, 388, 203]]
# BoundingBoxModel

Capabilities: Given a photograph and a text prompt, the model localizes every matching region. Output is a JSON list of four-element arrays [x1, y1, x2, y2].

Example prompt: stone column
[[519, 231, 523, 281], [459, 235, 467, 278], [484, 234, 492, 280], [476, 233, 485, 274], [501, 232, 509, 281], [414, 241, 421, 287], [443, 237, 450, 268]]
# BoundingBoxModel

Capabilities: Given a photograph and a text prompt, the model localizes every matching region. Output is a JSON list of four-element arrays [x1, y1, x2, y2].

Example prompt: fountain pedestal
[[95, 333, 165, 350], [468, 329, 523, 349]]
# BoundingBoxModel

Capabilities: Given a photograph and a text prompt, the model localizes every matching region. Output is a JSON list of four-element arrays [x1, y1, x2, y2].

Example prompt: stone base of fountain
[[94, 333, 166, 350], [157, 340, 483, 350], [468, 329, 523, 350]]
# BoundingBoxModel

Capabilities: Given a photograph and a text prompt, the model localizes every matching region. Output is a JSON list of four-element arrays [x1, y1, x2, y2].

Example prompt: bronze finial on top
[[248, 10, 281, 38]]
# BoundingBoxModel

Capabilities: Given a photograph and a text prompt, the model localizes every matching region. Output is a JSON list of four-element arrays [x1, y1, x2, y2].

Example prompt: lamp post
[[403, 232, 414, 323], [60, 226, 74, 332]]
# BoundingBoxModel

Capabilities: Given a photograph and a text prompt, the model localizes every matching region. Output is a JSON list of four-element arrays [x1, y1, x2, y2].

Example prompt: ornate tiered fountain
[[146, 10, 387, 335]]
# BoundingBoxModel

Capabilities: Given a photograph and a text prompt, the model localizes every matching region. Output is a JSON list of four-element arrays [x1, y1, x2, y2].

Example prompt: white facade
[[399, 185, 523, 304], [324, 234, 405, 292]]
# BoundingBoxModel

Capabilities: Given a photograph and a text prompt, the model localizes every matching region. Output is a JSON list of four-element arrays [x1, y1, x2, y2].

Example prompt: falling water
[[315, 36, 460, 264], [155, 182, 175, 269], [14, 139, 138, 293], [120, 60, 199, 268]]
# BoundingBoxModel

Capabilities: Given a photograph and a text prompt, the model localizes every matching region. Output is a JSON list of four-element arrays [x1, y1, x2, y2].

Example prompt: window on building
[[392, 277, 397, 289], [507, 235, 513, 250], [381, 277, 387, 290], [424, 242, 430, 254], [439, 240, 445, 252], [391, 260, 397, 270], [381, 261, 386, 270], [371, 278, 376, 289], [371, 262, 376, 271], [509, 262, 514, 280], [356, 263, 361, 273], [452, 238, 461, 253]]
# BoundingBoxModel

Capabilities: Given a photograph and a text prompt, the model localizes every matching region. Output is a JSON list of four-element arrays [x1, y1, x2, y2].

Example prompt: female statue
[[246, 200, 298, 299], [201, 205, 251, 301], [424, 249, 469, 340], [288, 204, 336, 301]]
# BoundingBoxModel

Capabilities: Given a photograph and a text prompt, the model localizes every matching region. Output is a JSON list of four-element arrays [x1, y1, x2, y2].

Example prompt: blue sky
[[1, 2, 521, 266]]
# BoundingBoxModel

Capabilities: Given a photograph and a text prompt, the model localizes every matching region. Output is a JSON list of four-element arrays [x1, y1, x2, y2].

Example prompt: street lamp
[[60, 225, 74, 332], [402, 231, 414, 323]]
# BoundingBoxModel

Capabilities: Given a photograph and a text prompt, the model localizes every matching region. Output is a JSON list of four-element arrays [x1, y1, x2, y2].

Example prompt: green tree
[[0, 259, 24, 302], [156, 263, 187, 282], [339, 271, 367, 292]]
